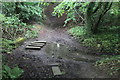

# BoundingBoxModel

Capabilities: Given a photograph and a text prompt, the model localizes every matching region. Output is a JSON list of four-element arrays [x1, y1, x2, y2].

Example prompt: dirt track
[[3, 24, 115, 78]]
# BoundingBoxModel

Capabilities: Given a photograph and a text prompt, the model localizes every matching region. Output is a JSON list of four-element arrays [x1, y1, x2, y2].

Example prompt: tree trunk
[[86, 2, 95, 34], [92, 2, 112, 34]]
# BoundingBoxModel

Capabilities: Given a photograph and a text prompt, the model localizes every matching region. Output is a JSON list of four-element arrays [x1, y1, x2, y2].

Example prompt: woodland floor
[[3, 23, 117, 78]]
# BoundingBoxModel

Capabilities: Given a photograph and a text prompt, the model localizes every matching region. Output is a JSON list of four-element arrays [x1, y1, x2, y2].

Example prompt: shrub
[[68, 26, 86, 37], [82, 33, 120, 54], [2, 14, 36, 40], [1, 14, 38, 53], [68, 26, 120, 54], [0, 38, 15, 53], [2, 64, 24, 79], [17, 2, 44, 22], [2, 2, 45, 23]]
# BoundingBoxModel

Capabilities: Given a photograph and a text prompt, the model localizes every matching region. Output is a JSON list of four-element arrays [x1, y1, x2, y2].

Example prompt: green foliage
[[2, 2, 46, 22], [96, 55, 120, 76], [68, 25, 120, 76], [2, 64, 24, 79], [1, 14, 37, 39], [68, 26, 86, 37], [38, 2, 50, 7], [25, 30, 38, 38], [101, 2, 120, 26], [2, 14, 25, 39], [83, 34, 119, 54], [53, 2, 88, 26], [53, 2, 119, 33], [68, 26, 120, 54], [82, 26, 120, 54], [0, 37, 27, 53], [1, 38, 15, 53], [18, 3, 44, 21], [1, 13, 38, 53], [53, 2, 76, 26], [2, 3, 16, 16], [0, 14, 6, 22]]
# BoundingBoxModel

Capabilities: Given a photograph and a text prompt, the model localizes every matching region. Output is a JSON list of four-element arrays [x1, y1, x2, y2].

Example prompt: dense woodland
[[0, 1, 120, 79]]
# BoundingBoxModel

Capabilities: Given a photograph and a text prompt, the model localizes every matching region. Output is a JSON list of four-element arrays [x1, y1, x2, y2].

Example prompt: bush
[[82, 33, 120, 54], [2, 2, 45, 23], [53, 2, 87, 26], [17, 2, 44, 22], [68, 26, 120, 54], [2, 14, 36, 40], [25, 30, 38, 39], [68, 25, 120, 76], [68, 26, 86, 37], [0, 38, 15, 53], [2, 64, 24, 79], [1, 14, 38, 53]]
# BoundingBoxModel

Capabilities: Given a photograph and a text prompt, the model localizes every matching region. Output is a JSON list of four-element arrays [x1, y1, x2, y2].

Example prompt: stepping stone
[[28, 43, 45, 47], [25, 41, 47, 50], [31, 41, 47, 43], [52, 66, 63, 76], [25, 46, 41, 50]]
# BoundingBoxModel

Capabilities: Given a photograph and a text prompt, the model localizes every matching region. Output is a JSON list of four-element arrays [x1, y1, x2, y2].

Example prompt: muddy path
[[3, 24, 114, 78]]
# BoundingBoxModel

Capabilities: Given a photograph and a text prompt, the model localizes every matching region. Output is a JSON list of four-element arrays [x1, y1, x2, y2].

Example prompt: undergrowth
[[96, 55, 120, 76], [68, 25, 120, 76], [68, 26, 120, 54], [68, 26, 86, 37], [0, 39, 15, 53], [2, 64, 24, 79], [1, 14, 39, 53]]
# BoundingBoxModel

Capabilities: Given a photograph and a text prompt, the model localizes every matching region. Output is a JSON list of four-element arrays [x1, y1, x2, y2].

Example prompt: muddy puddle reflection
[[45, 43, 101, 62]]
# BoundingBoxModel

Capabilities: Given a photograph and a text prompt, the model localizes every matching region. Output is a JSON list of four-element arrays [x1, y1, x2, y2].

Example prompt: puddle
[[45, 43, 101, 62]]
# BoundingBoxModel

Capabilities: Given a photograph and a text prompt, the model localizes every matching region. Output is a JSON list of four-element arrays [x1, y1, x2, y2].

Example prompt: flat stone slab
[[28, 43, 45, 47], [25, 41, 47, 50], [25, 46, 41, 50], [52, 66, 63, 76], [31, 41, 47, 43]]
